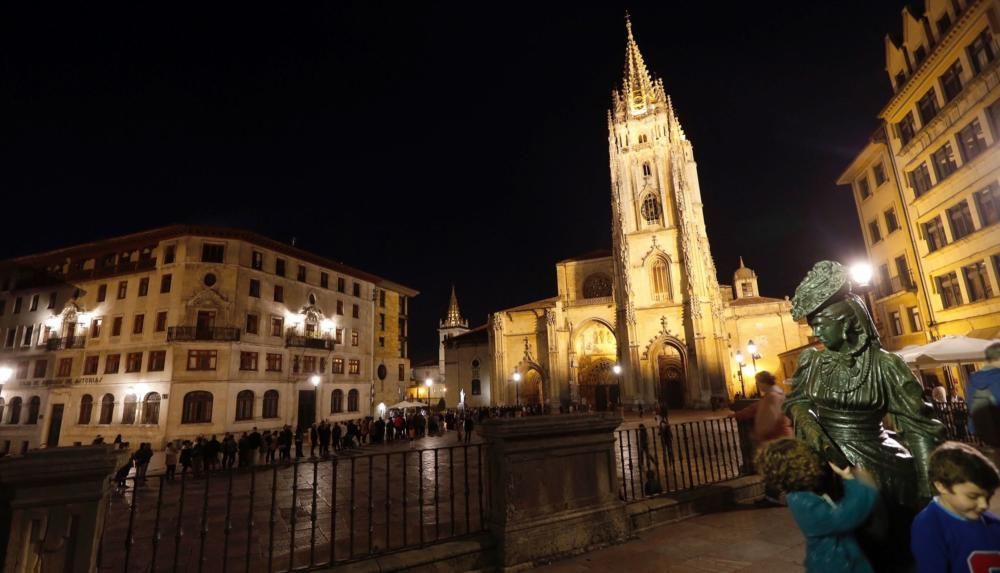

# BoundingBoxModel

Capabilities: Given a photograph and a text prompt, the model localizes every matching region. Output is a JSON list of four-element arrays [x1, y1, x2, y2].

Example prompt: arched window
[[642, 162, 652, 177], [26, 396, 40, 425], [263, 390, 279, 418], [582, 273, 613, 299], [182, 391, 213, 424], [651, 258, 671, 302], [347, 389, 360, 412], [6, 397, 19, 424], [121, 394, 137, 424], [331, 389, 344, 413], [638, 133, 648, 144], [99, 394, 115, 424], [235, 390, 254, 421], [79, 394, 93, 424], [142, 393, 160, 425], [641, 194, 662, 225]]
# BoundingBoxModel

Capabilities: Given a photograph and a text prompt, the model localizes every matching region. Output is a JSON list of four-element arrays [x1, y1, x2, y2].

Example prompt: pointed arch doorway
[[653, 341, 686, 410], [572, 319, 619, 411]]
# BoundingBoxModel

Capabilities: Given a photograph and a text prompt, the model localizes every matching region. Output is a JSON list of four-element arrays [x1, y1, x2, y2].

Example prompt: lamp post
[[612, 363, 622, 409], [849, 261, 875, 316], [746, 341, 762, 396], [734, 351, 746, 398], [424, 378, 433, 409], [512, 371, 521, 406]]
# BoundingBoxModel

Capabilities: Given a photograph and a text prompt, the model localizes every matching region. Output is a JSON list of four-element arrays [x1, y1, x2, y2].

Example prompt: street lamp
[[310, 375, 321, 387], [734, 351, 746, 398], [512, 371, 521, 406], [0, 366, 12, 384], [849, 262, 873, 287], [746, 341, 762, 392], [612, 364, 622, 409], [424, 378, 433, 409]]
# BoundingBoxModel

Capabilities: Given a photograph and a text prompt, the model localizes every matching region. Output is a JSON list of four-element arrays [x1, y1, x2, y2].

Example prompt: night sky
[[5, 2, 915, 361]]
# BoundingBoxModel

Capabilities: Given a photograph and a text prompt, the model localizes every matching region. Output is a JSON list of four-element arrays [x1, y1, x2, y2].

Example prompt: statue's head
[[792, 261, 880, 355]]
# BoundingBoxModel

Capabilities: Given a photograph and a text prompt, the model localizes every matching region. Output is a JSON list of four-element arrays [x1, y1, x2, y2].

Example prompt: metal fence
[[614, 417, 748, 503], [97, 444, 488, 573], [931, 401, 981, 446]]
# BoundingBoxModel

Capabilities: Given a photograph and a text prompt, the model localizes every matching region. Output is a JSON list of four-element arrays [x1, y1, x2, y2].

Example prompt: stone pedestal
[[0, 445, 127, 573], [480, 412, 629, 570]]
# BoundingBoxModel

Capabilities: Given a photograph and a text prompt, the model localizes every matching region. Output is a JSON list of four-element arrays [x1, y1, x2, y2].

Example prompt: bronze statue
[[784, 261, 943, 572]]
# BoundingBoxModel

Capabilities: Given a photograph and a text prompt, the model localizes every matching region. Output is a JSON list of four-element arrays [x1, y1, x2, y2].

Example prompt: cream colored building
[[440, 20, 810, 410], [0, 225, 416, 453], [878, 0, 1000, 342]]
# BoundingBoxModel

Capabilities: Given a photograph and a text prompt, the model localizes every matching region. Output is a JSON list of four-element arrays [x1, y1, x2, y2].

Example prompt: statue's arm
[[783, 350, 837, 457], [883, 352, 944, 499]]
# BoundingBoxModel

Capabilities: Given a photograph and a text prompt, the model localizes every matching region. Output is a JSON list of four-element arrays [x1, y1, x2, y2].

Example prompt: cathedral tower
[[608, 17, 729, 406], [438, 285, 469, 379]]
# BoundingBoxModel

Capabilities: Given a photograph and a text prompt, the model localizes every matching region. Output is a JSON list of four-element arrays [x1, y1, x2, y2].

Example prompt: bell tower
[[438, 284, 469, 380], [608, 16, 729, 406]]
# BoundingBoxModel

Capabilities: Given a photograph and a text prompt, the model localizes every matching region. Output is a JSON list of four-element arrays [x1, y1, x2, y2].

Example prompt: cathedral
[[441, 19, 810, 410]]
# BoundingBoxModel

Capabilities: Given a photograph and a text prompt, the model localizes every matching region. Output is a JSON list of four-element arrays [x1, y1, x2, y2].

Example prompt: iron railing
[[46, 335, 86, 350], [97, 444, 488, 573], [286, 335, 335, 350], [167, 326, 241, 342], [875, 273, 917, 299], [614, 417, 748, 502], [931, 401, 981, 446]]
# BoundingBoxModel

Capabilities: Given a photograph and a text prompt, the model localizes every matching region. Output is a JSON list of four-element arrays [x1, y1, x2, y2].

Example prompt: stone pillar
[[480, 412, 629, 570], [0, 445, 127, 573]]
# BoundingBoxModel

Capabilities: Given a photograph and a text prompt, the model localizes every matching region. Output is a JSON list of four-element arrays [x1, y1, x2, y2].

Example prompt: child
[[755, 438, 878, 573], [911, 441, 1000, 572]]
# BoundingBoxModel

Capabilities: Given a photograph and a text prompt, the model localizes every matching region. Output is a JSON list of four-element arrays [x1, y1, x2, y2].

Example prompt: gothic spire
[[443, 284, 465, 327], [622, 15, 662, 116]]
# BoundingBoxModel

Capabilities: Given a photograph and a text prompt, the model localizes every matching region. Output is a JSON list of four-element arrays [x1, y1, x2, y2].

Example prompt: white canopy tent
[[389, 400, 429, 410], [894, 335, 998, 365]]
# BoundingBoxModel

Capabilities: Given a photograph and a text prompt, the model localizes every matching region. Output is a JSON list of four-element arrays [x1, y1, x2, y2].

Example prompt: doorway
[[196, 311, 216, 337], [658, 355, 686, 409], [47, 404, 64, 447], [297, 390, 316, 430]]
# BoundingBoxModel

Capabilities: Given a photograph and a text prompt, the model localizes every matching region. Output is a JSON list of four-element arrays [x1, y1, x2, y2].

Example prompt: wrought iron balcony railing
[[286, 335, 335, 350], [167, 326, 241, 342], [45, 336, 87, 350]]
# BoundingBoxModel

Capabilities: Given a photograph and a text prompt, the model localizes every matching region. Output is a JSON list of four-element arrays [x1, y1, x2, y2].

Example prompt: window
[[352, 304, 359, 318], [84, 355, 99, 375], [292, 356, 300, 374], [25, 397, 39, 425], [895, 255, 913, 289], [266, 353, 283, 372], [105, 354, 120, 374], [914, 45, 927, 65], [936, 271, 963, 308], [398, 364, 405, 381], [15, 361, 27, 379], [4, 330, 13, 349], [29, 294, 38, 312], [303, 356, 316, 373], [235, 390, 254, 421], [335, 327, 344, 344], [868, 220, 882, 244], [908, 163, 933, 197], [884, 208, 900, 233], [642, 162, 652, 177], [940, 60, 963, 103], [148, 350, 166, 372], [936, 13, 952, 35], [641, 195, 662, 225], [133, 314, 144, 335], [332, 358, 344, 374], [337, 277, 345, 292], [242, 313, 257, 335], [202, 243, 225, 263], [989, 99, 1000, 140], [97, 284, 107, 303], [163, 245, 176, 264], [895, 71, 908, 91], [946, 200, 975, 241], [923, 216, 948, 252], [138, 277, 149, 297], [872, 163, 889, 188], [336, 300, 344, 315], [271, 316, 284, 336], [182, 391, 213, 424], [856, 176, 871, 199], [21, 325, 33, 347], [379, 313, 386, 330], [274, 285, 284, 303], [379, 289, 386, 307], [112, 316, 123, 337], [957, 119, 987, 162], [963, 261, 994, 302], [57, 358, 72, 377], [122, 394, 137, 424], [142, 393, 160, 424], [348, 389, 360, 412], [45, 292, 56, 310], [931, 143, 958, 181], [252, 250, 263, 270], [117, 281, 128, 300], [908, 306, 922, 332], [349, 359, 360, 375], [155, 311, 167, 332], [471, 379, 482, 395], [975, 183, 1000, 227], [650, 258, 670, 301], [353, 282, 361, 297], [263, 390, 279, 418], [8, 397, 22, 424], [126, 352, 142, 373], [351, 331, 359, 346], [99, 394, 114, 424], [331, 390, 344, 413], [320, 272, 329, 289], [968, 28, 996, 74], [897, 112, 916, 145], [297, 265, 306, 282], [917, 88, 940, 125], [187, 350, 218, 371], [889, 311, 903, 336], [33, 360, 46, 379], [160, 274, 172, 293], [79, 395, 93, 424], [249, 279, 260, 298], [275, 258, 286, 277]]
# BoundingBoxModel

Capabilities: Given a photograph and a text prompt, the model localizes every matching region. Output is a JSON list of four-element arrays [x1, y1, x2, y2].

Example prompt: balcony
[[46, 336, 87, 350], [167, 326, 241, 342], [286, 335, 335, 350], [875, 274, 918, 300]]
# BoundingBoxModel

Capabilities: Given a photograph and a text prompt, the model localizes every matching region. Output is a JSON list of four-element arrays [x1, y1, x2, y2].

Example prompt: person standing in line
[[248, 427, 262, 466], [294, 426, 304, 458], [179, 441, 193, 477], [164, 442, 178, 482], [464, 416, 474, 444], [309, 423, 319, 458]]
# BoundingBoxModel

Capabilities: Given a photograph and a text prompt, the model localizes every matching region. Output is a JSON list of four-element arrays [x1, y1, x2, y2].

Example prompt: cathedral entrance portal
[[521, 368, 544, 406], [573, 319, 619, 412], [657, 346, 685, 409]]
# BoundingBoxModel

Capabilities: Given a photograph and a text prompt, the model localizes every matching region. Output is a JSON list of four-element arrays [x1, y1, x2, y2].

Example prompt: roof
[[502, 296, 560, 313], [445, 324, 490, 347], [728, 296, 786, 307], [411, 358, 438, 368], [557, 249, 612, 264], [0, 224, 419, 297]]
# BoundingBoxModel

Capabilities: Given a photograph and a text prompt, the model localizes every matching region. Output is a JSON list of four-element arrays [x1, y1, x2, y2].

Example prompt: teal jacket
[[786, 479, 878, 573]]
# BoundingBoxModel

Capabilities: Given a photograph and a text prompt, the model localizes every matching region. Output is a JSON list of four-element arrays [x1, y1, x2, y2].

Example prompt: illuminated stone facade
[[0, 226, 416, 452]]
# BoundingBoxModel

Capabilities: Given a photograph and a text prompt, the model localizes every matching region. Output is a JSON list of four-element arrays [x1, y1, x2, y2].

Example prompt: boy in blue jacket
[[911, 441, 1000, 572]]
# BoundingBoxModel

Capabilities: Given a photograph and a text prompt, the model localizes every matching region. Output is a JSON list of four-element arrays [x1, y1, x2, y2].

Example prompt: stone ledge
[[310, 535, 495, 573], [627, 475, 764, 533]]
